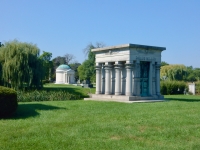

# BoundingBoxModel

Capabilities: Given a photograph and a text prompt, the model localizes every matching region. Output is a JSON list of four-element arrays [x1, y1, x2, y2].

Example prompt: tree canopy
[[78, 43, 105, 83], [160, 64, 187, 81], [0, 40, 43, 90], [39, 51, 52, 81]]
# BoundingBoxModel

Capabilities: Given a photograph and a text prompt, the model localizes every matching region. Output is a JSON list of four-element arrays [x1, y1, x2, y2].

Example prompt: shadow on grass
[[165, 98, 200, 102], [9, 103, 66, 119]]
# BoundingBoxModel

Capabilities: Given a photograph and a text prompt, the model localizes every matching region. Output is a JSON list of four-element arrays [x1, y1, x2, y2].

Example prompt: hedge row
[[17, 90, 81, 102], [160, 81, 187, 95]]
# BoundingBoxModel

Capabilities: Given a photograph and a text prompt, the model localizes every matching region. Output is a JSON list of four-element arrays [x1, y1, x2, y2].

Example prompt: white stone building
[[84, 43, 166, 102], [55, 64, 75, 84]]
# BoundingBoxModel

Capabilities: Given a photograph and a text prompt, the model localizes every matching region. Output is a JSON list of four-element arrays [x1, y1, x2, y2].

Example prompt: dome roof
[[57, 64, 71, 70]]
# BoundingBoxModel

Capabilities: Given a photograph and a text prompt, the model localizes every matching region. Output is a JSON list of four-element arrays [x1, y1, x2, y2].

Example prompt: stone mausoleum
[[84, 43, 166, 102], [55, 64, 75, 84]]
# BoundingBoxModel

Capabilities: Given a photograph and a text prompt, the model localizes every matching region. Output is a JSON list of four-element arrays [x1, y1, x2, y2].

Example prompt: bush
[[195, 81, 200, 95], [160, 81, 187, 95], [0, 86, 18, 118], [17, 90, 81, 102]]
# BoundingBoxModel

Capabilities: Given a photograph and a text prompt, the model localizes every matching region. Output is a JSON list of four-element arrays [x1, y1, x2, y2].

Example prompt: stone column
[[125, 63, 133, 96], [68, 75, 70, 84], [114, 62, 122, 95], [135, 61, 141, 96], [95, 63, 102, 94], [148, 61, 153, 96], [132, 62, 135, 95], [101, 64, 105, 94], [121, 66, 126, 95], [105, 63, 112, 95], [152, 62, 156, 96], [156, 63, 161, 95], [111, 67, 115, 94], [64, 73, 66, 83]]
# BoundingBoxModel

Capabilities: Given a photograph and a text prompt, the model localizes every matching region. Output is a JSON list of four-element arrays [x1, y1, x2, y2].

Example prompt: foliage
[[161, 61, 169, 66], [17, 90, 80, 102], [0, 86, 18, 117], [160, 64, 187, 81], [69, 62, 81, 82], [1, 96, 200, 149], [185, 66, 200, 82], [17, 83, 96, 102], [195, 81, 200, 95], [160, 80, 187, 95], [78, 43, 105, 83], [0, 40, 43, 90], [39, 51, 52, 81]]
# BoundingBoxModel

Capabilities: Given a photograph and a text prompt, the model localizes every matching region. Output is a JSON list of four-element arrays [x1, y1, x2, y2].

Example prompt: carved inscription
[[105, 50, 119, 55], [136, 56, 156, 61], [136, 49, 155, 54]]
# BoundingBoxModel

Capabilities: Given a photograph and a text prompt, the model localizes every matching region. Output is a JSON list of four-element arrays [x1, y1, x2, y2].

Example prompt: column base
[[95, 91, 101, 94], [105, 92, 111, 95], [115, 92, 121, 95], [84, 94, 165, 102], [125, 92, 132, 96]]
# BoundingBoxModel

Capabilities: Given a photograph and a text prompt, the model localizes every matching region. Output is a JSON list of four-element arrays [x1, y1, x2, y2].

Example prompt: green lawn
[[1, 95, 200, 149], [43, 83, 96, 98]]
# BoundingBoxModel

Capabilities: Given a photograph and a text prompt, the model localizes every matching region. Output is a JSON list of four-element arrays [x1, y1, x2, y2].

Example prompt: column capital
[[104, 65, 112, 70], [95, 65, 101, 70], [125, 63, 133, 69], [114, 64, 123, 69]]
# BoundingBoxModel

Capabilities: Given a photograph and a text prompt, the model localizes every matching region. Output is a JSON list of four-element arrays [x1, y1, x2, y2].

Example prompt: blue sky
[[1, 0, 200, 67]]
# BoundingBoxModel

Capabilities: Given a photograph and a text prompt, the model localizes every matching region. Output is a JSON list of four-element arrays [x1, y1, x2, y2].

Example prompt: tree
[[186, 67, 200, 82], [39, 51, 52, 81], [161, 61, 169, 66], [64, 53, 75, 65], [83, 42, 105, 56], [69, 62, 81, 82], [78, 43, 105, 83], [0, 40, 43, 90], [0, 42, 4, 47], [160, 64, 187, 81]]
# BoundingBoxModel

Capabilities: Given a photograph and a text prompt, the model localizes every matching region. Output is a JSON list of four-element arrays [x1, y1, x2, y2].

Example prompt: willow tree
[[0, 40, 43, 90], [160, 64, 187, 81]]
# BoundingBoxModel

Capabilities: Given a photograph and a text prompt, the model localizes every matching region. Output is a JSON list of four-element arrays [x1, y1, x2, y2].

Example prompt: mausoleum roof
[[91, 43, 166, 52], [57, 64, 71, 70]]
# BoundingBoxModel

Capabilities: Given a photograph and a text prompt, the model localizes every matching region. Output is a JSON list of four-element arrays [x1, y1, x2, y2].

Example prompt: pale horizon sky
[[1, 0, 200, 68]]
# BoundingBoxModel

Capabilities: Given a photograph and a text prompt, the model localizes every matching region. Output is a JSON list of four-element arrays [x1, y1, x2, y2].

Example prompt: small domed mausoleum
[[55, 64, 75, 84]]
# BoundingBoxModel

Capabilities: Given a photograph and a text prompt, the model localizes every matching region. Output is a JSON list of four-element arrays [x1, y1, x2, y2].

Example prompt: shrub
[[160, 81, 187, 95], [17, 90, 81, 102], [0, 86, 18, 118], [195, 81, 200, 95]]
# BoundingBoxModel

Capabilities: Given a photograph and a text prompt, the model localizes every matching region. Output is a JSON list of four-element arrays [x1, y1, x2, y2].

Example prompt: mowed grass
[[1, 92, 200, 149], [43, 83, 96, 99]]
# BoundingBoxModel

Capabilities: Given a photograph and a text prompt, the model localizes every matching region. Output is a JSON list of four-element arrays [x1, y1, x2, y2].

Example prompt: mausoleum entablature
[[92, 43, 165, 64]]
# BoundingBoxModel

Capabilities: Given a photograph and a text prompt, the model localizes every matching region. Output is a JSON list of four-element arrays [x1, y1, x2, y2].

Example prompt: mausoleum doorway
[[140, 61, 150, 97]]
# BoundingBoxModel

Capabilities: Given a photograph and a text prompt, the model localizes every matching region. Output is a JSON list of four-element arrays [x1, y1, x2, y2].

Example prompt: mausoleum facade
[[55, 64, 75, 84], [85, 44, 166, 102]]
